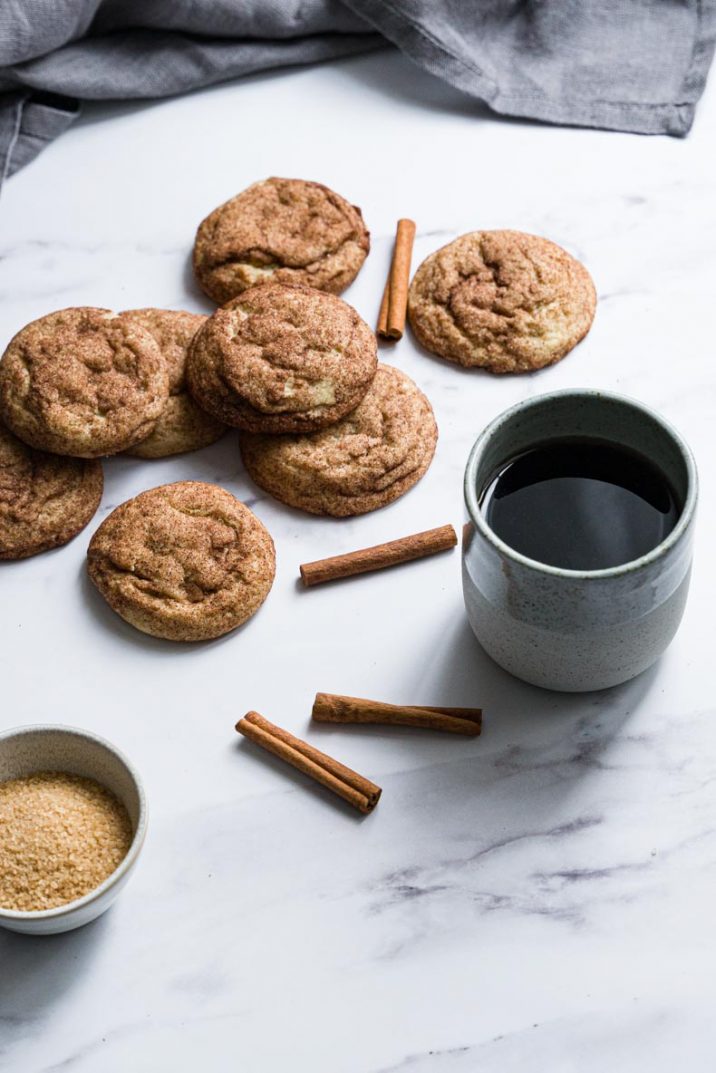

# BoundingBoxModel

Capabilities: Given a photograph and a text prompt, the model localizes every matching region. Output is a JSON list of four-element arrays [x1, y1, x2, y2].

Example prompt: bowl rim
[[464, 388, 698, 580], [0, 723, 147, 921]]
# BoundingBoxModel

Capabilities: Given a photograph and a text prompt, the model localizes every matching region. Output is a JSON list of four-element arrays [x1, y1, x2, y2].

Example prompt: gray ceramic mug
[[462, 389, 697, 692]]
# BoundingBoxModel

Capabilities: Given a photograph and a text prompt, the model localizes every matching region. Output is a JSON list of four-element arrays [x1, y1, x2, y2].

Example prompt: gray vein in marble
[[376, 1043, 473, 1071], [41, 1010, 249, 1073], [0, 239, 189, 258]]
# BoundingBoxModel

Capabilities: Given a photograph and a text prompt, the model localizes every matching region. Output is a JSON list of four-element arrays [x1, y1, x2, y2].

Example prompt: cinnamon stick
[[312, 694, 483, 737], [300, 524, 457, 587], [377, 218, 416, 340], [235, 711, 381, 813]]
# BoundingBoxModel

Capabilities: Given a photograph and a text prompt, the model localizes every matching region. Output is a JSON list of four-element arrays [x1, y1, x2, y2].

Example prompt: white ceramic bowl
[[0, 724, 147, 934]]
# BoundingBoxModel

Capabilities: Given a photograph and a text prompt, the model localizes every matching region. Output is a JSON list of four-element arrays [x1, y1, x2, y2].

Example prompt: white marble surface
[[2, 49, 716, 1072]]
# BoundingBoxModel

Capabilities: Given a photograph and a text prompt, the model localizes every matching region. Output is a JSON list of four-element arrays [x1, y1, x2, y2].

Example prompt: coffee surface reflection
[[480, 437, 680, 571]]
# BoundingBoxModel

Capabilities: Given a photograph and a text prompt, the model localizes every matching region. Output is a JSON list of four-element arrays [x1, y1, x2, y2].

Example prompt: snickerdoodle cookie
[[193, 177, 370, 305], [0, 420, 103, 560], [87, 481, 275, 642], [186, 283, 377, 434], [0, 307, 169, 457], [240, 364, 437, 517], [121, 309, 226, 458], [408, 230, 596, 373]]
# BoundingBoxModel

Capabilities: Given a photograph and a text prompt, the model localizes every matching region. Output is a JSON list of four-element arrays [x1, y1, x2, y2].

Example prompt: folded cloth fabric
[[1, 0, 715, 184], [349, 0, 716, 136], [0, 1, 380, 183]]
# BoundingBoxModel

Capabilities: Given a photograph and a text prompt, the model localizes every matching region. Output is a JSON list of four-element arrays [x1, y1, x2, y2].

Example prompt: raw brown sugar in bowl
[[0, 772, 132, 912]]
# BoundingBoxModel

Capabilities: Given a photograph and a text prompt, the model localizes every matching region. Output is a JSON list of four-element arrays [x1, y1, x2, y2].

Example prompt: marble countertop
[[2, 49, 716, 1073]]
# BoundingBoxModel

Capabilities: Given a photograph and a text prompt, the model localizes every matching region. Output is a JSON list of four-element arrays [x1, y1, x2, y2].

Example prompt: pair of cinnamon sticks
[[237, 711, 382, 814], [236, 693, 482, 815]]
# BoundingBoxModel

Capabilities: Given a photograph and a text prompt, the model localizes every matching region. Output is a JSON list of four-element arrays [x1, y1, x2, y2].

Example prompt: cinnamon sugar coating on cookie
[[121, 309, 226, 458], [123, 309, 205, 394], [186, 283, 377, 433], [0, 420, 103, 560], [0, 307, 169, 457], [408, 230, 596, 373], [87, 481, 275, 641], [240, 363, 437, 517], [193, 177, 370, 304]]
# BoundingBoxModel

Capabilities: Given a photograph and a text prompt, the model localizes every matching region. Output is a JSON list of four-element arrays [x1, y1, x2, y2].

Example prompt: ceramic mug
[[462, 389, 697, 692]]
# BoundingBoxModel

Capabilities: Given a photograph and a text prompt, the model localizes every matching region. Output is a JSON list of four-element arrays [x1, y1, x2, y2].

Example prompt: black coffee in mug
[[480, 437, 680, 571]]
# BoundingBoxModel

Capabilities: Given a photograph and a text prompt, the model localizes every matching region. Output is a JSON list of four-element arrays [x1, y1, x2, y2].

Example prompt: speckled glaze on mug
[[462, 390, 697, 692]]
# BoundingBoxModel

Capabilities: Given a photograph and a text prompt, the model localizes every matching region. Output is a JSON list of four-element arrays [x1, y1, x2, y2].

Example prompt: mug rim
[[0, 723, 147, 922], [464, 388, 698, 581]]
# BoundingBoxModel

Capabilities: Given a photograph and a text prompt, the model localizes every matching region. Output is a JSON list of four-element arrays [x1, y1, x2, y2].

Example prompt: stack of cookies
[[187, 177, 438, 518], [0, 302, 278, 641], [0, 177, 439, 642], [0, 306, 225, 462], [0, 173, 597, 644]]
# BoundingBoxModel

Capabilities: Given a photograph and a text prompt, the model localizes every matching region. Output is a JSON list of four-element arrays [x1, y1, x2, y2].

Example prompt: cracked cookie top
[[0, 307, 169, 457], [192, 177, 370, 305], [408, 230, 596, 373], [186, 282, 377, 434], [240, 363, 437, 517], [0, 419, 103, 560], [121, 308, 226, 459], [87, 481, 275, 642]]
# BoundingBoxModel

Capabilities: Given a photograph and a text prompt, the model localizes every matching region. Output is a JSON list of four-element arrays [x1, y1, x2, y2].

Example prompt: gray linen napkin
[[1, 0, 715, 185], [348, 0, 716, 136]]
